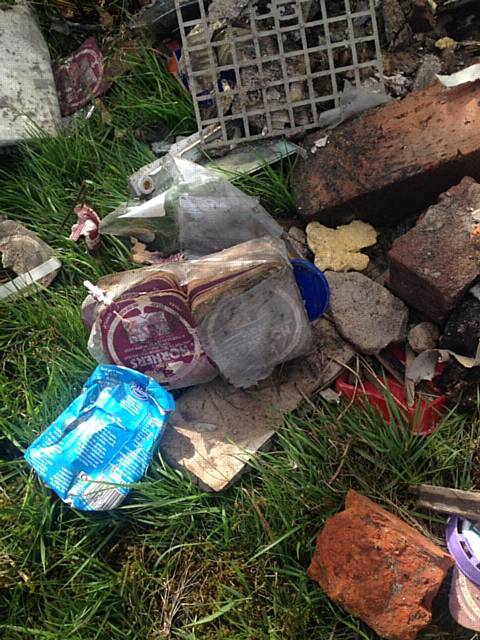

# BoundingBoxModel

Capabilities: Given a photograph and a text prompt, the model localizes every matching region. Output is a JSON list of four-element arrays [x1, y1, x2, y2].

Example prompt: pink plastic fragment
[[54, 38, 113, 116], [70, 204, 101, 251]]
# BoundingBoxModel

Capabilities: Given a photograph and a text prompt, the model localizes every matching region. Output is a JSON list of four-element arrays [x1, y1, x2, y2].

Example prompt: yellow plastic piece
[[306, 220, 378, 272], [435, 37, 457, 50]]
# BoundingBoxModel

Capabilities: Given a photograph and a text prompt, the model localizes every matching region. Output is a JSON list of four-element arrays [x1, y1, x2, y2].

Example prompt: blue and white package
[[25, 365, 175, 511]]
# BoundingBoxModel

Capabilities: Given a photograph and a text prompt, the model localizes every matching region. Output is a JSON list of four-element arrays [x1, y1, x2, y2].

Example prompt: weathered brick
[[295, 81, 480, 225], [308, 490, 453, 640], [388, 177, 480, 322]]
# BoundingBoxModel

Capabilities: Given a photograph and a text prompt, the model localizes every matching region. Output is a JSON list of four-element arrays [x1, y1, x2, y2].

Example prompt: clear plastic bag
[[99, 157, 283, 258], [83, 237, 313, 389]]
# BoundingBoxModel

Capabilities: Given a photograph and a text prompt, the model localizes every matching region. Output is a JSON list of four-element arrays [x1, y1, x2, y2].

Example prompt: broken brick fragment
[[388, 177, 480, 322], [295, 81, 480, 225], [308, 490, 453, 640], [408, 0, 436, 33]]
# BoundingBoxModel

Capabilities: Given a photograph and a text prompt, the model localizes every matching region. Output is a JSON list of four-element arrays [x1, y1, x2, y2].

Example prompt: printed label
[[100, 276, 216, 388]]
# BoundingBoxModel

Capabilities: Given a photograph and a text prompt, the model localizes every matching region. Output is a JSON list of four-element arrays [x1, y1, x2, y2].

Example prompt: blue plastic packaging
[[25, 365, 175, 511], [292, 259, 331, 322]]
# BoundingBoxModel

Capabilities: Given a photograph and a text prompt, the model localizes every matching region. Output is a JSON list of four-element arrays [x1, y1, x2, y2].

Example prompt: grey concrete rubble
[[326, 271, 409, 355], [0, 1, 61, 147]]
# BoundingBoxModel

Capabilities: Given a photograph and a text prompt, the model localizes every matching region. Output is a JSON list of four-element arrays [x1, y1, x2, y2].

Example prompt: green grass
[[0, 15, 477, 640]]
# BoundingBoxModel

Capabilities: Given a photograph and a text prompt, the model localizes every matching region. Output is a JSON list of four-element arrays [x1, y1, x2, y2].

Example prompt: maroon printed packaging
[[83, 238, 312, 390]]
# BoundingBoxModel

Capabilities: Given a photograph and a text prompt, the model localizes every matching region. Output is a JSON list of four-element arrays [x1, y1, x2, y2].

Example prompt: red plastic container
[[335, 350, 447, 435]]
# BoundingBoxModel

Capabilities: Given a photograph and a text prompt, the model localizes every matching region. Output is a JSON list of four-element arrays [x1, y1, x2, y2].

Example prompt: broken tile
[[306, 220, 377, 272], [161, 318, 354, 491], [389, 177, 480, 322], [308, 490, 454, 640], [326, 271, 408, 354]]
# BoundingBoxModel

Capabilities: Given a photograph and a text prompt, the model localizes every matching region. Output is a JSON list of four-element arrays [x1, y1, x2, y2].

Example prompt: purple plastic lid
[[447, 517, 480, 587]]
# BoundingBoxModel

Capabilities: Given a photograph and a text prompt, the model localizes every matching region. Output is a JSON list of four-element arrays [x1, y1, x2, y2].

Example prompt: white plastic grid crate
[[175, 0, 384, 147]]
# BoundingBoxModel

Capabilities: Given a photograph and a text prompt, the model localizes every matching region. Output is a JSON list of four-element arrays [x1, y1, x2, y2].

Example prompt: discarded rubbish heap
[[10, 0, 480, 636]]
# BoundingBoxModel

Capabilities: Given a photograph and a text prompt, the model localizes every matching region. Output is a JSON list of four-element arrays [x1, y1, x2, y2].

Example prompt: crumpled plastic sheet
[[70, 204, 101, 251], [100, 157, 284, 258], [54, 37, 113, 116], [316, 81, 391, 130]]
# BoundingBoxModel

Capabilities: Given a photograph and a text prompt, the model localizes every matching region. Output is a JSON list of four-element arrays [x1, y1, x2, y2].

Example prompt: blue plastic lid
[[292, 259, 330, 322]]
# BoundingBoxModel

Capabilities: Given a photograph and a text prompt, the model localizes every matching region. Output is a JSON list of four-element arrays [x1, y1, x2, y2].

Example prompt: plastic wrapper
[[83, 237, 313, 389], [53, 37, 113, 116], [99, 157, 283, 258], [25, 365, 175, 511]]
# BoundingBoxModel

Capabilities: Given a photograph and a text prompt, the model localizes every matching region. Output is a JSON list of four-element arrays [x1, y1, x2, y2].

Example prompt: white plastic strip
[[437, 64, 480, 88], [0, 257, 61, 300]]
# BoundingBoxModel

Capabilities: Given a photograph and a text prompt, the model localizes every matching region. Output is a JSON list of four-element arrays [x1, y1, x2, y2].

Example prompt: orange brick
[[308, 490, 453, 640]]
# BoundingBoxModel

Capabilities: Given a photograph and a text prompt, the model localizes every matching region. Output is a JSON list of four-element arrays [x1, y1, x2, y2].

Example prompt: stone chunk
[[382, 0, 413, 50], [440, 295, 480, 358], [295, 82, 480, 224], [408, 0, 436, 33], [389, 177, 480, 322], [326, 271, 408, 354], [408, 322, 440, 353], [308, 490, 454, 640], [287, 226, 309, 259], [412, 55, 442, 91]]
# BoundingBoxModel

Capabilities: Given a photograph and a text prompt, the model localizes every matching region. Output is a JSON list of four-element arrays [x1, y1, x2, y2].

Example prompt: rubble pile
[[4, 0, 480, 637]]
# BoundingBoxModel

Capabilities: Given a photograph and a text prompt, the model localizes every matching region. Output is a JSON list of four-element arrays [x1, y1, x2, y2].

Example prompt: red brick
[[388, 177, 480, 322], [295, 81, 480, 224], [308, 490, 453, 640]]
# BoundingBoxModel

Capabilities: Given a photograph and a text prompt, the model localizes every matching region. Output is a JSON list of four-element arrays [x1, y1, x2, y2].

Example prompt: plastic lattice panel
[[175, 0, 384, 147]]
